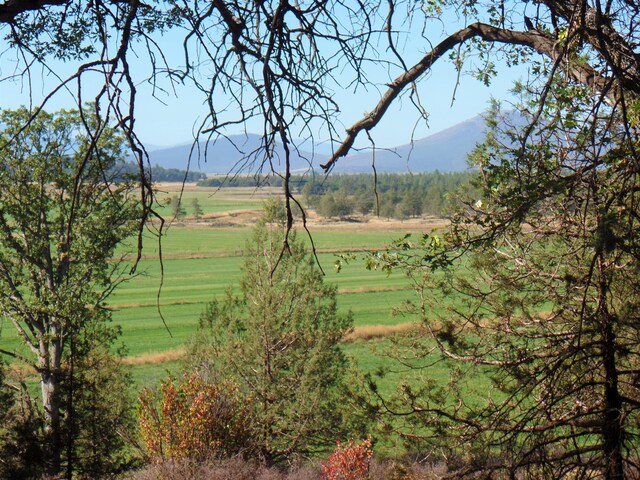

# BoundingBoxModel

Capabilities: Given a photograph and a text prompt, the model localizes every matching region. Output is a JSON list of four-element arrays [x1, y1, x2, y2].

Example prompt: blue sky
[[0, 12, 527, 150], [115, 60, 523, 149]]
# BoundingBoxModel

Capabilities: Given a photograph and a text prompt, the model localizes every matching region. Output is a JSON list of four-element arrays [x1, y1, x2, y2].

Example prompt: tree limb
[[542, 0, 640, 93], [321, 22, 613, 172], [0, 0, 66, 23]]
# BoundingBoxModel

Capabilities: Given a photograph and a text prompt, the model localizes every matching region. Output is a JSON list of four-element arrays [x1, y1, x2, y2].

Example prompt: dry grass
[[150, 183, 450, 231], [123, 347, 186, 366], [7, 362, 37, 377], [161, 211, 448, 232], [121, 323, 417, 366], [345, 322, 416, 342], [109, 299, 204, 309], [154, 184, 281, 197], [338, 284, 409, 295], [124, 458, 322, 480]]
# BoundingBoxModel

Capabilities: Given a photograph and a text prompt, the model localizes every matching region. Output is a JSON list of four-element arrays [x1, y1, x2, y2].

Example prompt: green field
[[0, 185, 442, 396], [0, 184, 479, 459]]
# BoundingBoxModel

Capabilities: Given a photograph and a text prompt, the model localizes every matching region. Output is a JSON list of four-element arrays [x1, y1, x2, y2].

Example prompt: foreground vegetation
[[4, 49, 640, 480], [5, 0, 640, 477]]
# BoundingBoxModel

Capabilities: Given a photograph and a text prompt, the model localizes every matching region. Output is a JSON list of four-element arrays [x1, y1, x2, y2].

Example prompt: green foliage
[[110, 161, 207, 183], [0, 360, 44, 480], [63, 347, 137, 479], [0, 107, 140, 478], [191, 197, 204, 218], [305, 172, 473, 219], [197, 172, 476, 219], [372, 85, 640, 477], [169, 195, 187, 218], [189, 211, 357, 463], [318, 187, 354, 218], [261, 197, 287, 223]]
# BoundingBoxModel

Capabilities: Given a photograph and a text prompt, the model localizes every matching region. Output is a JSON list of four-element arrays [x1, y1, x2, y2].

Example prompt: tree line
[[199, 172, 477, 219], [112, 161, 206, 183]]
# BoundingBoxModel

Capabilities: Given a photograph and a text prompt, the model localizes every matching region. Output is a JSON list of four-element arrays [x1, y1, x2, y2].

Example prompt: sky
[[0, 9, 528, 151], [125, 56, 525, 150]]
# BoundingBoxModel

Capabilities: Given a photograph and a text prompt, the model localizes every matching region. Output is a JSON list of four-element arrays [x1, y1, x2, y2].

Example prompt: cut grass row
[[0, 224, 426, 384], [113, 222, 433, 388], [1, 185, 447, 397], [121, 226, 423, 260], [109, 256, 417, 360]]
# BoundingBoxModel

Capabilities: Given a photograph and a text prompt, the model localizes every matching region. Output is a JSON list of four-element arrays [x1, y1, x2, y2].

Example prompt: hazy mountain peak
[[144, 115, 489, 174]]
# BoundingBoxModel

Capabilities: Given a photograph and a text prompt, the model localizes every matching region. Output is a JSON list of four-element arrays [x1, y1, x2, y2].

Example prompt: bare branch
[[0, 0, 66, 23], [322, 21, 614, 171]]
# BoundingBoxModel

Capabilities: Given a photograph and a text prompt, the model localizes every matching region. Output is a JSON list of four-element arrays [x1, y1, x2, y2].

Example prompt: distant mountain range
[[143, 115, 488, 174]]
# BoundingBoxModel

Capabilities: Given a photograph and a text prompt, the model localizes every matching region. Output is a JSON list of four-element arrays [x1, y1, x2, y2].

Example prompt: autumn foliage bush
[[321, 437, 373, 480], [138, 373, 252, 461]]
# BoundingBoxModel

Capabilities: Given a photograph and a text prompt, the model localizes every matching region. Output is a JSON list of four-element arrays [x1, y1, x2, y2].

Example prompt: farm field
[[121, 184, 451, 392], [0, 184, 449, 396]]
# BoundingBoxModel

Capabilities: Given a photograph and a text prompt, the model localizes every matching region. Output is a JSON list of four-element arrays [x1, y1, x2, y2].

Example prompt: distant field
[[122, 226, 429, 260], [153, 184, 271, 215], [112, 244, 420, 375], [1, 184, 447, 394]]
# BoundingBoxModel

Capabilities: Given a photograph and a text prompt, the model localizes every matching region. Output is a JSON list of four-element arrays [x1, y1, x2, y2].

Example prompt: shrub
[[65, 348, 137, 478], [321, 437, 373, 480], [138, 373, 252, 461]]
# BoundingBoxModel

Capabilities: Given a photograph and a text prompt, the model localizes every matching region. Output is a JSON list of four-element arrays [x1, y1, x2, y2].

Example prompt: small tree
[[189, 209, 355, 464], [191, 197, 204, 219], [319, 190, 354, 219], [169, 195, 187, 219], [64, 346, 136, 478], [354, 190, 374, 217], [398, 188, 423, 219]]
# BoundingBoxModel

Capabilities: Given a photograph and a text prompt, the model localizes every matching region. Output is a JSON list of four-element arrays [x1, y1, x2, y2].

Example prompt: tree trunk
[[41, 371, 62, 476], [601, 315, 624, 480], [40, 338, 63, 478]]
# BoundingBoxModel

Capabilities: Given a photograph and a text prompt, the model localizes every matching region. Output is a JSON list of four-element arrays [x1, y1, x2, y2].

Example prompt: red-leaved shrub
[[321, 437, 373, 480], [138, 373, 252, 461]]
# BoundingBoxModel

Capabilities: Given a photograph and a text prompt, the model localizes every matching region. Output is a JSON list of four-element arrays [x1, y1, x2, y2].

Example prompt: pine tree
[[189, 209, 355, 463], [191, 197, 204, 219], [169, 195, 187, 219]]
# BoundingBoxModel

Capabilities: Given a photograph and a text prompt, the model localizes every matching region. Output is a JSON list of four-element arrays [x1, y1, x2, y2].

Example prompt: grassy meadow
[[1, 183, 451, 399], [124, 185, 456, 397]]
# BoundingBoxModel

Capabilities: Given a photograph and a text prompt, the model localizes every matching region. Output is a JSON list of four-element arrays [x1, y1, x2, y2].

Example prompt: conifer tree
[[191, 197, 204, 219], [190, 208, 355, 463], [369, 89, 640, 478]]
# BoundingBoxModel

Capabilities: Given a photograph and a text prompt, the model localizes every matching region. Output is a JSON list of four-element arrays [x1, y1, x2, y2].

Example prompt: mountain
[[144, 115, 488, 174], [144, 133, 322, 174], [334, 115, 487, 173]]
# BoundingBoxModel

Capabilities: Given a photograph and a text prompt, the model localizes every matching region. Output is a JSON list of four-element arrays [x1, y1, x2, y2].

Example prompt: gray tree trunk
[[39, 334, 63, 477]]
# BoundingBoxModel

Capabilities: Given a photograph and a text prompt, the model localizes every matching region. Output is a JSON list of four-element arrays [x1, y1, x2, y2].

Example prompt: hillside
[[145, 115, 487, 174], [336, 115, 486, 172]]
